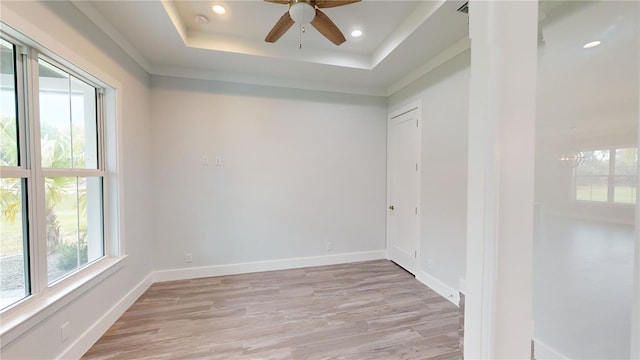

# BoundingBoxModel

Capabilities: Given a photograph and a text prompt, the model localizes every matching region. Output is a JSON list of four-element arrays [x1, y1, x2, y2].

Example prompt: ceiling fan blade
[[265, 11, 295, 43], [310, 9, 347, 45], [315, 0, 361, 9], [264, 0, 290, 4]]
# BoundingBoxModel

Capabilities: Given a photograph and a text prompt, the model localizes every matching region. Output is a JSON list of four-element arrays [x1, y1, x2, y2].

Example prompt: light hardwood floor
[[82, 260, 461, 359]]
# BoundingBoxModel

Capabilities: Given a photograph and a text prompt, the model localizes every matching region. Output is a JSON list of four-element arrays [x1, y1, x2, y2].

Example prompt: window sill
[[0, 255, 127, 348], [572, 200, 636, 208]]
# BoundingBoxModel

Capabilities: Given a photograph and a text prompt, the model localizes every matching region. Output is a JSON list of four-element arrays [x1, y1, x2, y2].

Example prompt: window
[[613, 148, 637, 203], [1, 35, 106, 311], [574, 147, 638, 204]]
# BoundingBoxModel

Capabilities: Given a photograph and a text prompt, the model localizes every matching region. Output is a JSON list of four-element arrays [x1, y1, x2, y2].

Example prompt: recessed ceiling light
[[351, 29, 363, 38], [583, 40, 601, 49], [212, 5, 226, 15]]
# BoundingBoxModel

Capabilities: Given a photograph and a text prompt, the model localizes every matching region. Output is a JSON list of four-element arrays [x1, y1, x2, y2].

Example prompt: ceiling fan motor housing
[[289, 0, 316, 24], [265, 0, 359, 45]]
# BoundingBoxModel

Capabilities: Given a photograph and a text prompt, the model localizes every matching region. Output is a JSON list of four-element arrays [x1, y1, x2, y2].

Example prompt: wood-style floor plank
[[82, 260, 461, 359]]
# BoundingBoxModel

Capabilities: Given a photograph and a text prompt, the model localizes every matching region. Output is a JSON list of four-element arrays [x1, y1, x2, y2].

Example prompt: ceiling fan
[[264, 0, 361, 46]]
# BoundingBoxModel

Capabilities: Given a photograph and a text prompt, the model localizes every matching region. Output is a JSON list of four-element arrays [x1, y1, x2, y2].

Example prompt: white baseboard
[[533, 338, 568, 359], [416, 270, 460, 306], [458, 278, 467, 295], [57, 273, 154, 360], [153, 250, 387, 283]]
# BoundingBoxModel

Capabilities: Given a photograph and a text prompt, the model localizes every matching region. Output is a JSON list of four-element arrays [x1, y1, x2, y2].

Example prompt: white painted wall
[[387, 50, 469, 298], [0, 1, 153, 359], [150, 76, 388, 272]]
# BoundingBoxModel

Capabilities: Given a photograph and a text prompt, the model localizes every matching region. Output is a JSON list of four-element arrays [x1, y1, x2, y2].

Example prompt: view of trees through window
[[0, 38, 29, 309], [1, 37, 105, 310], [575, 147, 638, 204], [38, 59, 103, 285]]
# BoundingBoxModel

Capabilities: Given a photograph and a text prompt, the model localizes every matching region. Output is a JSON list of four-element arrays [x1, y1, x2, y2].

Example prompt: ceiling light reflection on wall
[[212, 5, 226, 15], [583, 40, 601, 49], [351, 29, 363, 38], [560, 149, 585, 168]]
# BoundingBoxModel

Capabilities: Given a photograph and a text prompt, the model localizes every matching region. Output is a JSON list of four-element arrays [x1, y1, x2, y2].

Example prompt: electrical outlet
[[61, 322, 69, 343], [185, 253, 192, 263], [326, 242, 333, 251]]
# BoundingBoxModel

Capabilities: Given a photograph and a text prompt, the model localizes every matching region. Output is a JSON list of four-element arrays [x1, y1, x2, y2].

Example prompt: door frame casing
[[386, 101, 422, 274], [465, 1, 538, 357]]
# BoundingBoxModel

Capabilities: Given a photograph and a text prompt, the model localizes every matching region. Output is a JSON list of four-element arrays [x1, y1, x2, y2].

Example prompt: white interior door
[[387, 105, 421, 274]]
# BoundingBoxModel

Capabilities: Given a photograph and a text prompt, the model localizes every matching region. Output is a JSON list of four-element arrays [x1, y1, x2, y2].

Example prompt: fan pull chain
[[298, 24, 306, 49]]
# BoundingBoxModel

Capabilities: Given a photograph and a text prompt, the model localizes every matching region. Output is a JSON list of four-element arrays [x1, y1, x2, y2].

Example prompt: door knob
[[389, 205, 395, 210]]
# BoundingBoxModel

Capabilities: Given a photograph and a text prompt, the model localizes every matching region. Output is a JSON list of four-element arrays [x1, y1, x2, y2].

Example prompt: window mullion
[[25, 48, 47, 296], [15, 46, 28, 170], [571, 166, 580, 201], [609, 148, 616, 203], [40, 169, 105, 178], [96, 90, 110, 258], [0, 168, 30, 178], [97, 89, 105, 172]]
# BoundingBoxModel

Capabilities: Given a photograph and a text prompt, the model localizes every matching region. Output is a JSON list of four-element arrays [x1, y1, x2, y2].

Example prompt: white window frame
[[0, 27, 123, 344], [573, 146, 638, 205]]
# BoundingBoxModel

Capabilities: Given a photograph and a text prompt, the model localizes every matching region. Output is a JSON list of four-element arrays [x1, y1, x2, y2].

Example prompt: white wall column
[[634, 4, 640, 350], [464, 0, 538, 358], [633, 230, 639, 360], [633, 127, 640, 359]]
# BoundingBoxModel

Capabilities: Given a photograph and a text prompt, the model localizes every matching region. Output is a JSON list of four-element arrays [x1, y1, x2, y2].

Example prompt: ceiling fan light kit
[[264, 0, 361, 46], [289, 1, 315, 24]]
